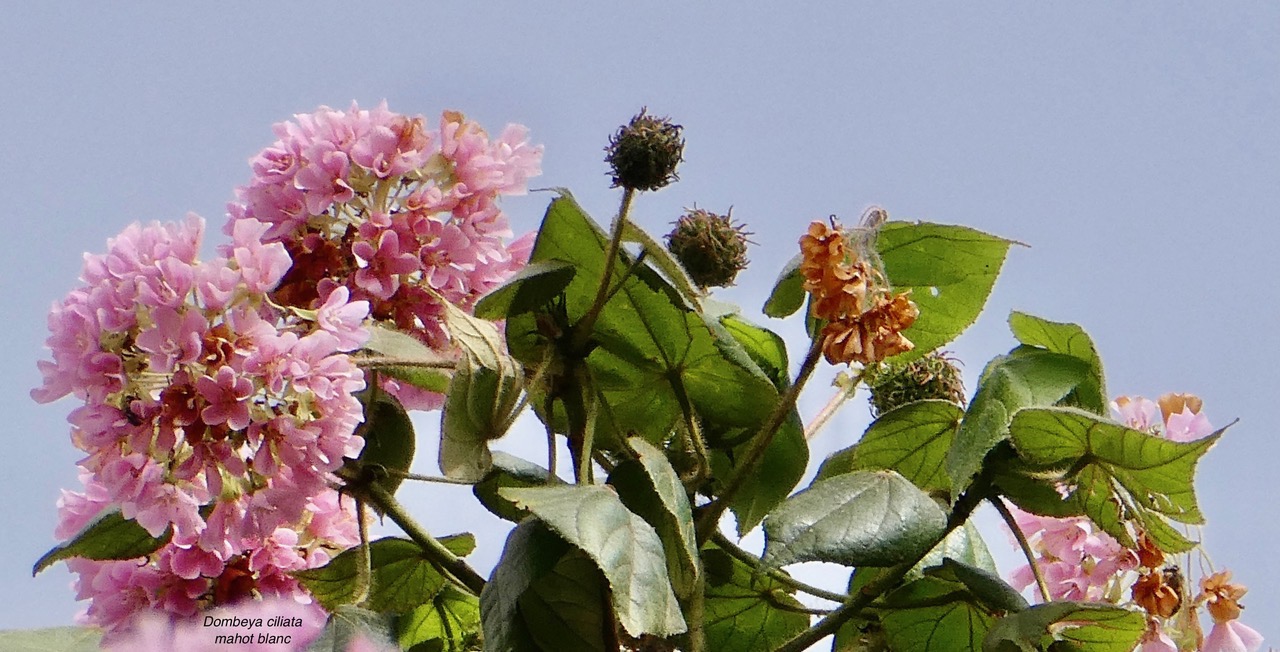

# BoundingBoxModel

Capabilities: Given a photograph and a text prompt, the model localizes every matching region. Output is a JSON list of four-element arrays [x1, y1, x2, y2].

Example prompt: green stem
[[686, 573, 707, 652], [383, 470, 477, 486], [710, 532, 849, 603], [340, 468, 487, 596], [695, 337, 825, 542], [991, 497, 1051, 603], [571, 187, 636, 354], [353, 498, 372, 606]]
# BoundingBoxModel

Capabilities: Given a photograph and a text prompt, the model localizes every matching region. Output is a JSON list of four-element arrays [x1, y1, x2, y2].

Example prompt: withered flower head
[[799, 216, 918, 366], [865, 351, 965, 417], [1158, 392, 1204, 423], [665, 208, 751, 288], [1133, 567, 1183, 619], [605, 108, 685, 191], [1200, 570, 1248, 623]]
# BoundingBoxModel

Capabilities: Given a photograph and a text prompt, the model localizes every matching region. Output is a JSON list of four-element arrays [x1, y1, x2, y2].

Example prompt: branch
[[991, 497, 1051, 603], [695, 337, 824, 542]]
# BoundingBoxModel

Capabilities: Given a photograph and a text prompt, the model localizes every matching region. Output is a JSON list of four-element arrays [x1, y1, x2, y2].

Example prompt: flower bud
[[605, 108, 684, 191], [865, 351, 965, 417], [665, 208, 750, 288]]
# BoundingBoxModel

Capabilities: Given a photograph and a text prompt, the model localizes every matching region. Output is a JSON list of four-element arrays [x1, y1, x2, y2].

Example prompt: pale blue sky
[[3, 3, 1277, 647]]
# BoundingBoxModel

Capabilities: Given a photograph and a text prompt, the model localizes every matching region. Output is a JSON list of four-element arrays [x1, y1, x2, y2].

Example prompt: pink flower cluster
[[1006, 505, 1139, 601], [34, 215, 366, 636], [227, 102, 542, 409]]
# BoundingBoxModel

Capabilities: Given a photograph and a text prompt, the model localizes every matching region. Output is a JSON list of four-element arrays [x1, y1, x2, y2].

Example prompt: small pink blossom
[[196, 365, 255, 431], [1203, 619, 1264, 652]]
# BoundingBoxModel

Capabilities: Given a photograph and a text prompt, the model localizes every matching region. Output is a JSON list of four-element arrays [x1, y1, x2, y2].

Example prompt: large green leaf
[[879, 576, 997, 652], [480, 521, 572, 652], [946, 348, 1090, 496], [519, 550, 611, 652], [0, 628, 101, 652], [397, 585, 481, 652], [507, 194, 780, 448], [982, 602, 1145, 652], [33, 509, 170, 576], [500, 485, 687, 637], [701, 546, 811, 652], [474, 259, 577, 320], [926, 559, 1029, 614], [352, 392, 416, 499], [620, 218, 701, 305], [818, 400, 962, 495], [607, 438, 700, 598], [709, 409, 810, 537], [762, 471, 948, 568], [292, 535, 475, 614], [718, 313, 790, 391], [1008, 312, 1107, 415], [1009, 407, 1222, 550], [473, 452, 558, 523]]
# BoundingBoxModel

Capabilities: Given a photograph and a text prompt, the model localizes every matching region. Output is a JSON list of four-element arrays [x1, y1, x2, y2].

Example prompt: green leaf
[[508, 194, 780, 449], [917, 520, 999, 577], [719, 314, 790, 390], [762, 470, 948, 568], [473, 452, 558, 523], [607, 437, 700, 598], [710, 409, 810, 537], [398, 585, 482, 652], [439, 349, 523, 482], [982, 602, 1145, 652], [481, 521, 572, 652], [762, 254, 805, 318], [946, 348, 1091, 496], [879, 576, 997, 652], [500, 485, 687, 637], [33, 509, 170, 576], [701, 546, 810, 652], [307, 606, 398, 652], [620, 219, 701, 306], [820, 400, 962, 495], [293, 535, 475, 614], [359, 324, 453, 394], [875, 222, 1013, 361], [1009, 407, 1222, 550], [1008, 312, 1107, 415], [519, 550, 611, 652], [0, 627, 102, 652], [927, 558, 1029, 614], [353, 392, 416, 498], [474, 259, 577, 320]]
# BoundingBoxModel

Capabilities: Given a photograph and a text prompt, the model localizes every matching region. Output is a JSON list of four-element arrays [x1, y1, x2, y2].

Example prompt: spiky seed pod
[[865, 351, 965, 417], [665, 208, 751, 288], [605, 108, 685, 191]]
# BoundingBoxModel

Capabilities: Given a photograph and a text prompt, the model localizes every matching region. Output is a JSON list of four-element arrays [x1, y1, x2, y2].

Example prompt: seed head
[[605, 108, 684, 191], [865, 351, 965, 417], [665, 208, 750, 288]]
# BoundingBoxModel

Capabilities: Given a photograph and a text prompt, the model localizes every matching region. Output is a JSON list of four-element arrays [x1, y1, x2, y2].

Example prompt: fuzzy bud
[[605, 108, 685, 191], [866, 351, 965, 417], [665, 208, 750, 288]]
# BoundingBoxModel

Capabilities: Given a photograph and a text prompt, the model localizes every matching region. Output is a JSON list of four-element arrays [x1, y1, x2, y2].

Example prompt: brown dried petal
[[1158, 392, 1204, 422]]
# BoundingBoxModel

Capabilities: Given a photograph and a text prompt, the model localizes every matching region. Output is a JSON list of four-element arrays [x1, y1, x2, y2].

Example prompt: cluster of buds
[[798, 217, 918, 365], [864, 351, 965, 416], [229, 102, 542, 409], [604, 107, 684, 191]]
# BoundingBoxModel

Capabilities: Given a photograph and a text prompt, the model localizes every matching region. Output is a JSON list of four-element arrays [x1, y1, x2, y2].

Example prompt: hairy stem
[[991, 497, 1051, 603], [340, 468, 487, 596], [710, 532, 849, 603], [695, 338, 824, 542], [353, 498, 372, 606], [571, 187, 635, 354]]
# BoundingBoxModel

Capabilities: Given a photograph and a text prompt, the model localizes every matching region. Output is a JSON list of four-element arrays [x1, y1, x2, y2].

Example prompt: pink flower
[[136, 306, 207, 373], [1203, 619, 1264, 652], [196, 366, 255, 431], [293, 141, 354, 215], [316, 286, 370, 352], [1112, 396, 1161, 432], [1164, 407, 1214, 442]]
